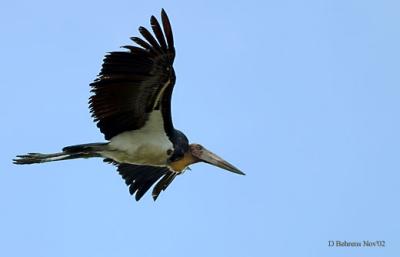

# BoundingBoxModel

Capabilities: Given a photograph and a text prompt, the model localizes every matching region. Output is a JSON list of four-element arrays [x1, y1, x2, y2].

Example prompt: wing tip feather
[[160, 9, 174, 49]]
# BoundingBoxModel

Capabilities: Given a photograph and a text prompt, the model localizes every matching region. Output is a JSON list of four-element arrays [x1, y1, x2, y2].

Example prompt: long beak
[[193, 146, 245, 175]]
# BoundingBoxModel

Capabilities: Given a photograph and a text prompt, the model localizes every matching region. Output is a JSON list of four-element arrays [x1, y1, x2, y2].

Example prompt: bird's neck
[[169, 152, 198, 172]]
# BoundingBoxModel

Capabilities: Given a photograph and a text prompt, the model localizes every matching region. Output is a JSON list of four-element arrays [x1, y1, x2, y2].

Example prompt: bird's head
[[168, 143, 245, 175]]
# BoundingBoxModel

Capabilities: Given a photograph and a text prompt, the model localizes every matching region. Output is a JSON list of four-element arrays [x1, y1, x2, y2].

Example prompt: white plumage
[[104, 111, 173, 166]]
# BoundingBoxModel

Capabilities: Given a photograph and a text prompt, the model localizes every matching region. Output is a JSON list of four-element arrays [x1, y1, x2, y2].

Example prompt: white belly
[[102, 111, 173, 166]]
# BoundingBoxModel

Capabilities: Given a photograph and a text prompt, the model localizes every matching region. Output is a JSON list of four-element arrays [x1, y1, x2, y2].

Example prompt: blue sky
[[1, 0, 399, 256]]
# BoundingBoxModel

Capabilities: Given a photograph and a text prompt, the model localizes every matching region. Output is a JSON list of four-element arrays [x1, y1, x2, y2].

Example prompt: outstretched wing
[[89, 9, 176, 140], [117, 163, 178, 201]]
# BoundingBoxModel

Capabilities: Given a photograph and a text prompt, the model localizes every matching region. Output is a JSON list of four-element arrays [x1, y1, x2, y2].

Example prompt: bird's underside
[[14, 142, 178, 201], [13, 9, 244, 202]]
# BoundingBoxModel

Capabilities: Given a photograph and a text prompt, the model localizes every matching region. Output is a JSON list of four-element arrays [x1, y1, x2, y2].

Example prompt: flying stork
[[13, 9, 244, 201]]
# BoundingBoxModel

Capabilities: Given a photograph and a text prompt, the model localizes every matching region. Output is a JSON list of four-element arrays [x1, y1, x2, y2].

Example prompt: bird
[[13, 9, 244, 201]]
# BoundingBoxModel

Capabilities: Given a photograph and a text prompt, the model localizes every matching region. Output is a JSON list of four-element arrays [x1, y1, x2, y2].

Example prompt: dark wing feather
[[130, 37, 153, 52], [117, 163, 177, 201], [139, 26, 162, 53], [152, 172, 177, 201], [161, 9, 174, 48], [89, 10, 176, 140], [150, 16, 168, 50]]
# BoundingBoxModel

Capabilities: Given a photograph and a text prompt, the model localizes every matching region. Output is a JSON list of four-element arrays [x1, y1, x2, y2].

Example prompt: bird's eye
[[166, 149, 173, 155]]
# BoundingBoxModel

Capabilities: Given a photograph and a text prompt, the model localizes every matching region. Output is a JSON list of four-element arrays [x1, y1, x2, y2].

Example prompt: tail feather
[[62, 143, 108, 153], [13, 142, 108, 165], [13, 152, 79, 164]]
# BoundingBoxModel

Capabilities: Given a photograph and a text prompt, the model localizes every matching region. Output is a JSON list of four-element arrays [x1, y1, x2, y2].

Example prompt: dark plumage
[[117, 163, 170, 201], [89, 9, 176, 140]]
